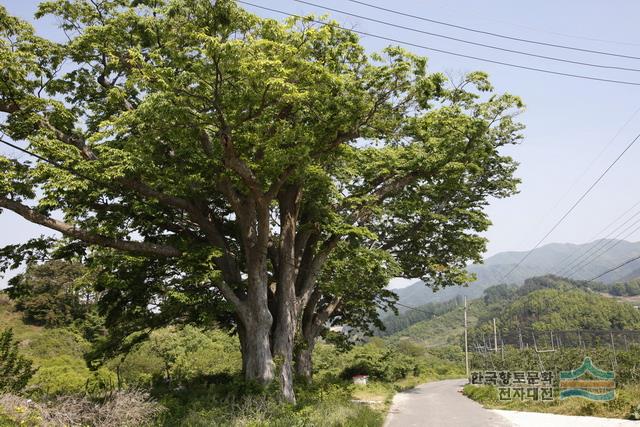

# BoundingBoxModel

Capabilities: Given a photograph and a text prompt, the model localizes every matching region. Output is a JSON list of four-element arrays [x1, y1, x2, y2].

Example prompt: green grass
[[0, 299, 89, 363]]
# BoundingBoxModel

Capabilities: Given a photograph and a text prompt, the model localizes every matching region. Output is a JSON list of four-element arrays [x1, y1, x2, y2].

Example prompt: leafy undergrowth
[[0, 295, 465, 426], [150, 339, 464, 426], [463, 383, 640, 420]]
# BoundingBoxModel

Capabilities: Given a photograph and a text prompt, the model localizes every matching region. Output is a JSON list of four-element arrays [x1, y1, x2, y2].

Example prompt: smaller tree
[[295, 245, 399, 380], [7, 260, 94, 327], [626, 280, 640, 296], [0, 328, 36, 393]]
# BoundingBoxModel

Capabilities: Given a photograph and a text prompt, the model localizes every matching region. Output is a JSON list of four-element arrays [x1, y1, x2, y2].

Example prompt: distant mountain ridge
[[394, 239, 640, 311]]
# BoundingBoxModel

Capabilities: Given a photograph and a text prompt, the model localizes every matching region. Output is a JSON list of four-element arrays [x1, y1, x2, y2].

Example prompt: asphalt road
[[384, 378, 512, 427]]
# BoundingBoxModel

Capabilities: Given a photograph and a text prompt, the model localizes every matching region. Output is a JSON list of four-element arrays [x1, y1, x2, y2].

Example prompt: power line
[[565, 217, 640, 278], [529, 105, 640, 252], [395, 301, 463, 316], [340, 0, 640, 60], [549, 200, 640, 276], [501, 129, 640, 282], [238, 1, 640, 86], [395, 302, 434, 315], [295, 0, 640, 73], [546, 105, 640, 275], [588, 253, 640, 282], [555, 208, 640, 276], [564, 219, 640, 278]]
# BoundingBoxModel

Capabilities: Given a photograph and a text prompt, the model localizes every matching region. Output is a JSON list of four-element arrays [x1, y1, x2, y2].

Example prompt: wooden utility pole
[[464, 296, 470, 380], [493, 318, 498, 352]]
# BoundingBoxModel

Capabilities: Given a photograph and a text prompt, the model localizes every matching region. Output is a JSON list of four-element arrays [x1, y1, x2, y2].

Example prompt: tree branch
[[0, 197, 181, 257], [297, 235, 340, 308]]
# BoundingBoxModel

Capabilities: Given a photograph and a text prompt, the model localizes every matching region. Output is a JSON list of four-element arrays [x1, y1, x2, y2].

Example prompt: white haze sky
[[3, 0, 640, 289]]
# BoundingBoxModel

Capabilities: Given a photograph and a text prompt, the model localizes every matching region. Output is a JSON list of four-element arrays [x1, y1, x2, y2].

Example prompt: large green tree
[[0, 0, 523, 401]]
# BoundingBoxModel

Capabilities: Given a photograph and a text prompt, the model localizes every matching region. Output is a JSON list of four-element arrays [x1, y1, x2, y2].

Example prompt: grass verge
[[463, 383, 640, 420]]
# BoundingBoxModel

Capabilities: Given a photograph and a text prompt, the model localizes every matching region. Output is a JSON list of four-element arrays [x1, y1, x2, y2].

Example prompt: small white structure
[[352, 375, 369, 386]]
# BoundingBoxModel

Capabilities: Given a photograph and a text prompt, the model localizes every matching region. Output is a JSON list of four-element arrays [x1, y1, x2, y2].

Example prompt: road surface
[[384, 379, 639, 427], [384, 378, 511, 427]]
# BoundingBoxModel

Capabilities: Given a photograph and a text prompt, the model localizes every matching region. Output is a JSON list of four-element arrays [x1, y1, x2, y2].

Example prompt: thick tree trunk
[[294, 292, 342, 382], [238, 310, 275, 384], [272, 185, 300, 403], [294, 339, 314, 382], [273, 296, 296, 402], [295, 290, 320, 382]]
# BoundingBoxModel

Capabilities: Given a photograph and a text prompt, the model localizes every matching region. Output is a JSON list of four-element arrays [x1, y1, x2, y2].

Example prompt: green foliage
[[6, 260, 98, 331], [157, 382, 383, 427], [22, 328, 90, 362], [318, 245, 400, 337], [29, 355, 90, 396], [85, 367, 118, 398], [462, 384, 497, 404], [607, 280, 640, 297], [386, 301, 477, 348], [0, 329, 36, 393], [467, 276, 640, 337], [501, 288, 640, 330], [340, 344, 418, 382], [113, 326, 242, 388]]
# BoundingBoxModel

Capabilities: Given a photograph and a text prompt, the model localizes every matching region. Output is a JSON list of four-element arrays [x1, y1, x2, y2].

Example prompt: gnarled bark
[[238, 311, 275, 384], [272, 185, 301, 403]]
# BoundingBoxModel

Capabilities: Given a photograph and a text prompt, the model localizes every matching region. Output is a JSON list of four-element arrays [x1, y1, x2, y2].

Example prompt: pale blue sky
[[2, 0, 640, 278]]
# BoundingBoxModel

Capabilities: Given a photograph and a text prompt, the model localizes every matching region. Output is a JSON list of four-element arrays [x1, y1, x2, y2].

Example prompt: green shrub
[[463, 384, 497, 404], [85, 367, 117, 398], [118, 326, 242, 388], [29, 356, 90, 396], [340, 344, 417, 382], [0, 329, 36, 393]]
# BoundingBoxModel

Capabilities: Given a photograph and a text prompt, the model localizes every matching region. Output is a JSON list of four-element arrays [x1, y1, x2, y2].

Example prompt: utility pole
[[464, 296, 470, 380], [493, 318, 498, 352]]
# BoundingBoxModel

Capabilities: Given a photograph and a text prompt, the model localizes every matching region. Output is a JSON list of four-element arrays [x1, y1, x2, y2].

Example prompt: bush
[[340, 344, 417, 382], [85, 368, 117, 399], [117, 326, 242, 388], [0, 329, 36, 393], [29, 356, 90, 396], [463, 384, 497, 404]]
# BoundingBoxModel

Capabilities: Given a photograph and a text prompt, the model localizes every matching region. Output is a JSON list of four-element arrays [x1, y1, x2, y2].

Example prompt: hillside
[[393, 239, 640, 310], [386, 302, 480, 348], [0, 294, 90, 364], [385, 275, 640, 349]]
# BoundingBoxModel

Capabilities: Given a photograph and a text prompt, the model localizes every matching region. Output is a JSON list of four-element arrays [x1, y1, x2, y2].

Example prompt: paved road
[[384, 379, 639, 427], [384, 378, 512, 427]]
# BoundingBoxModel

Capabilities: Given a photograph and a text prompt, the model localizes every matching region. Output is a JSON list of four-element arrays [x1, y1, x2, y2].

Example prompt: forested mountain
[[393, 239, 640, 311], [384, 275, 640, 346]]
